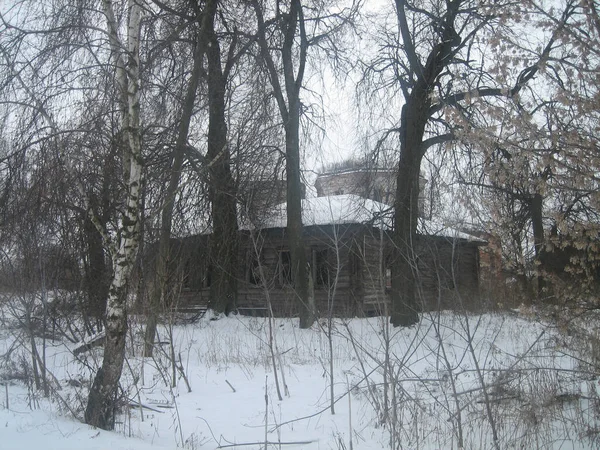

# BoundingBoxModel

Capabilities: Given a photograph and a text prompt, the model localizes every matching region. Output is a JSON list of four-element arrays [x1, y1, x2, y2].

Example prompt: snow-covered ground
[[1, 308, 599, 449]]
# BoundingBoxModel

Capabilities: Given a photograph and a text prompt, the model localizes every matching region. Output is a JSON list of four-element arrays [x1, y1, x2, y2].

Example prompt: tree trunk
[[283, 1, 313, 328], [83, 212, 110, 330], [285, 103, 314, 327], [530, 193, 545, 296], [391, 98, 426, 327], [85, 0, 142, 430], [85, 162, 141, 429], [251, 0, 313, 328], [390, 0, 461, 327], [84, 283, 129, 429], [206, 6, 238, 314], [144, 1, 213, 354]]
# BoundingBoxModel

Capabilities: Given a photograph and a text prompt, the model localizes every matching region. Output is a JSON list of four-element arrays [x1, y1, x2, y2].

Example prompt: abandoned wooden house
[[170, 192, 485, 317]]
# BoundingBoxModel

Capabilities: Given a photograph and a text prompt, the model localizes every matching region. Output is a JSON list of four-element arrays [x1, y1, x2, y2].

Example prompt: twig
[[124, 357, 144, 422], [225, 379, 236, 393], [216, 440, 317, 449], [177, 352, 192, 393], [264, 375, 268, 450], [269, 364, 380, 432], [127, 399, 165, 414], [347, 374, 353, 450]]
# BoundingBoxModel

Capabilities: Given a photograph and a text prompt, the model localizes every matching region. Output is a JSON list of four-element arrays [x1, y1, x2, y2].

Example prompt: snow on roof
[[247, 194, 483, 242], [316, 167, 426, 179], [419, 217, 484, 242], [316, 167, 396, 179], [255, 194, 390, 228]]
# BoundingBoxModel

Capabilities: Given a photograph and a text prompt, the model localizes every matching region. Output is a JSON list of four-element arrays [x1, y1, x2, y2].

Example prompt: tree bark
[[82, 212, 110, 329], [85, 0, 143, 430], [285, 100, 314, 327], [84, 283, 129, 429], [206, 2, 239, 314], [391, 98, 427, 327], [530, 193, 545, 296]]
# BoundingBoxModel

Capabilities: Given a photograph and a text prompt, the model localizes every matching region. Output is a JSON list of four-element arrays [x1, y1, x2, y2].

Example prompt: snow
[[1, 308, 599, 449], [251, 194, 484, 242], [255, 194, 392, 229]]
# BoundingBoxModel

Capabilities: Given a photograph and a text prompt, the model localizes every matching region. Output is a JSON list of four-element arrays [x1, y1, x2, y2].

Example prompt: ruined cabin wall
[[237, 226, 366, 317], [174, 226, 369, 317], [413, 238, 480, 311], [357, 232, 482, 314], [171, 228, 481, 317]]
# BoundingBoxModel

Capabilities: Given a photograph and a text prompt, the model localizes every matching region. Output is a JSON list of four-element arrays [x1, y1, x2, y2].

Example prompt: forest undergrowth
[[1, 296, 599, 450]]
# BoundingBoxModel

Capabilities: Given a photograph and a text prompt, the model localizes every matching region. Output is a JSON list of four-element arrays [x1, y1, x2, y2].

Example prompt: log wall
[[168, 225, 482, 317]]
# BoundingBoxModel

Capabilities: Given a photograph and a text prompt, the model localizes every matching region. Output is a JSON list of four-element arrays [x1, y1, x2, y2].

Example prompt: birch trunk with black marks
[[85, 0, 143, 430]]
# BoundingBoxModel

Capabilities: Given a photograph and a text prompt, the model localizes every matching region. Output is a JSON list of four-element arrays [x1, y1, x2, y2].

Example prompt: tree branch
[[394, 0, 423, 81], [251, 0, 289, 122]]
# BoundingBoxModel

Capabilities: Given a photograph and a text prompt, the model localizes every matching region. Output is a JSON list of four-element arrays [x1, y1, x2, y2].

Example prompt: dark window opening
[[349, 248, 361, 289], [247, 251, 262, 285], [279, 250, 292, 286], [314, 248, 331, 287], [183, 258, 211, 289], [383, 253, 392, 289], [203, 265, 212, 288], [182, 259, 191, 290]]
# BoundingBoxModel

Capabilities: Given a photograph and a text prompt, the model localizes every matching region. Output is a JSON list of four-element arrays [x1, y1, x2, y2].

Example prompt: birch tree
[[84, 0, 144, 429]]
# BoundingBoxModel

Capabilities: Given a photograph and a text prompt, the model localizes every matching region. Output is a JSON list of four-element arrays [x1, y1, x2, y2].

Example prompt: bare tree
[[251, 0, 315, 328], [452, 0, 600, 303], [361, 0, 574, 326], [84, 0, 144, 429], [204, 0, 246, 315], [143, 0, 214, 356], [251, 0, 359, 328]]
